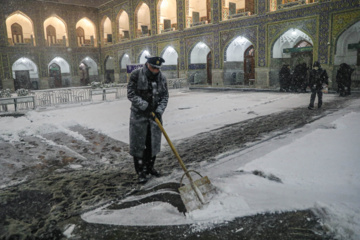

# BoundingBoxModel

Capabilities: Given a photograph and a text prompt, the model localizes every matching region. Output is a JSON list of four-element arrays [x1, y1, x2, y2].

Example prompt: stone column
[[255, 67, 270, 88], [212, 69, 224, 87]]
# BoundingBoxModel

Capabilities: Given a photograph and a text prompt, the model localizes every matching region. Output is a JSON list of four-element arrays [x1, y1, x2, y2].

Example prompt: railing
[[0, 80, 185, 113], [190, 20, 208, 27], [230, 11, 251, 19], [31, 84, 128, 108], [278, 0, 313, 10], [0, 96, 35, 112], [168, 78, 188, 89]]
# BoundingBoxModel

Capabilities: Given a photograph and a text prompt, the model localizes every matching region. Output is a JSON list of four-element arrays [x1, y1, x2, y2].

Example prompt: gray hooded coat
[[127, 64, 169, 158]]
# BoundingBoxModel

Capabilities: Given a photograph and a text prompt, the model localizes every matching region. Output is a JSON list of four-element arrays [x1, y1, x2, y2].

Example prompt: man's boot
[[147, 156, 161, 177], [134, 157, 148, 183], [138, 171, 148, 183]]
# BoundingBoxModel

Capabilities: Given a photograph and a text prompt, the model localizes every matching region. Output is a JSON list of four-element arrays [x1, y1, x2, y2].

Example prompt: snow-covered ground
[[1, 90, 359, 239]]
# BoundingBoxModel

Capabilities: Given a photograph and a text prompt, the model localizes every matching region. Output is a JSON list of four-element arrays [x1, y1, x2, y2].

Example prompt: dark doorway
[[79, 62, 90, 86], [244, 45, 255, 85], [49, 63, 62, 88], [14, 70, 31, 90], [290, 40, 313, 70], [206, 52, 212, 85], [104, 56, 115, 83], [105, 70, 114, 83]]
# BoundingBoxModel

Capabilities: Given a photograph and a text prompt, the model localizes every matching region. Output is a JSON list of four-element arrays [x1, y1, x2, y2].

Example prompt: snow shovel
[[151, 112, 216, 212]]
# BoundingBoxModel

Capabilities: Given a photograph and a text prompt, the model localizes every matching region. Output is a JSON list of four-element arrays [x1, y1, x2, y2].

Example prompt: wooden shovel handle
[[151, 112, 194, 183]]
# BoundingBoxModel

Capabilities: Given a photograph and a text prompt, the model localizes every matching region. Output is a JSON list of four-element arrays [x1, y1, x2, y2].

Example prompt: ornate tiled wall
[[267, 16, 318, 65], [331, 9, 360, 64], [1, 0, 360, 90]]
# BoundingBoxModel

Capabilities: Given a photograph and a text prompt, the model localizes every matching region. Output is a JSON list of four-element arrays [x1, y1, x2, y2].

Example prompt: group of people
[[280, 61, 354, 110], [336, 63, 354, 97], [279, 61, 329, 109], [127, 56, 354, 183], [279, 63, 309, 93]]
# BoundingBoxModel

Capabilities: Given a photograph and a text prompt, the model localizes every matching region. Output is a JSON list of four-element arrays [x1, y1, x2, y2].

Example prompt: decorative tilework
[[133, 44, 153, 61], [332, 10, 360, 41], [188, 64, 206, 69], [158, 40, 180, 57], [177, 0, 185, 31], [212, 0, 220, 24], [185, 34, 214, 66], [180, 38, 185, 69], [267, 17, 318, 66], [318, 8, 330, 64], [221, 26, 258, 67]]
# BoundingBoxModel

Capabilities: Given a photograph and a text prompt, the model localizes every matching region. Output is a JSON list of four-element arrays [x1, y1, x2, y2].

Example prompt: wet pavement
[[1, 93, 358, 240]]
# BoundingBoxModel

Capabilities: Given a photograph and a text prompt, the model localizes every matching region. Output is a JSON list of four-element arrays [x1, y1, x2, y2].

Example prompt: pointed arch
[[43, 15, 69, 47], [135, 2, 151, 38], [221, 0, 252, 21], [190, 42, 211, 64], [12, 57, 39, 90], [272, 28, 313, 59], [186, 0, 210, 28], [139, 50, 151, 63], [157, 0, 177, 34], [120, 53, 131, 69], [334, 20, 360, 66], [5, 11, 35, 46], [76, 17, 97, 47], [101, 15, 113, 45], [80, 57, 99, 84], [104, 56, 115, 83], [224, 36, 253, 62], [161, 46, 178, 65], [116, 10, 130, 41], [48, 57, 70, 74]]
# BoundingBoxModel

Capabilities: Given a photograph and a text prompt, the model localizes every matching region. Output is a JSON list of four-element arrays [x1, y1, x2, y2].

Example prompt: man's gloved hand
[[150, 112, 162, 122], [155, 112, 162, 121]]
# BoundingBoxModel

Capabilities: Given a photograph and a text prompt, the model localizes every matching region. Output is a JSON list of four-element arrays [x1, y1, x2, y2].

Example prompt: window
[[46, 25, 56, 46], [76, 27, 85, 46], [11, 23, 23, 44]]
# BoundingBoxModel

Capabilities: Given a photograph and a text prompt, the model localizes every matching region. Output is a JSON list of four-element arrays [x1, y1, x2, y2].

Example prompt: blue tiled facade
[[0, 0, 359, 90]]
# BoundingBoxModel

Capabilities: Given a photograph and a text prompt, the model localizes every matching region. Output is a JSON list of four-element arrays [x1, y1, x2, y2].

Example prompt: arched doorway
[[49, 63, 62, 88], [334, 20, 360, 90], [189, 42, 211, 85], [12, 58, 39, 90], [104, 56, 115, 83], [139, 50, 151, 64], [288, 40, 313, 70], [244, 45, 255, 85], [80, 57, 98, 83], [161, 46, 179, 79], [271, 28, 314, 87], [14, 70, 31, 90], [79, 63, 90, 86]]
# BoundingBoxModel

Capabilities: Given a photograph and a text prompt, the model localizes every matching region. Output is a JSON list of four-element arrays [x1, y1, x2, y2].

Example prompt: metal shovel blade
[[179, 175, 217, 212], [151, 113, 217, 212]]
